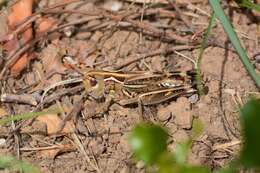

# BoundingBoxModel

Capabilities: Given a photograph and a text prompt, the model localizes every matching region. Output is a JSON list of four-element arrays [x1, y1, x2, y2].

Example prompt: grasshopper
[[83, 69, 197, 118]]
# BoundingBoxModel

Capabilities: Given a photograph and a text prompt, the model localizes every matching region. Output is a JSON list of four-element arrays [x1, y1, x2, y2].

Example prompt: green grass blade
[[235, 0, 260, 12], [0, 155, 41, 173], [209, 0, 260, 88], [196, 12, 216, 95], [0, 107, 61, 125]]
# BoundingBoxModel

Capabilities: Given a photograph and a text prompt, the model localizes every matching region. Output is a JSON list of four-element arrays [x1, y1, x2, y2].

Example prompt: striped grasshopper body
[[84, 69, 197, 106]]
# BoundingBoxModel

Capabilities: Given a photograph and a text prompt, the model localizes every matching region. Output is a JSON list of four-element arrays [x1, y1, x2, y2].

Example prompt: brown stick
[[0, 93, 38, 105]]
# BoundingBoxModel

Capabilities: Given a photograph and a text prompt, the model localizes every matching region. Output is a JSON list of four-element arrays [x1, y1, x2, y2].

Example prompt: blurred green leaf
[[217, 167, 237, 173], [0, 155, 40, 173], [157, 152, 210, 173], [157, 152, 176, 173], [159, 164, 209, 173], [191, 119, 204, 139], [128, 123, 168, 165], [217, 159, 240, 173], [240, 98, 260, 168], [174, 141, 191, 164], [177, 165, 209, 173]]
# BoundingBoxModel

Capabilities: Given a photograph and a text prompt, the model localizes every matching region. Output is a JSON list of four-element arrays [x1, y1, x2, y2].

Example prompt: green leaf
[[178, 165, 209, 173], [128, 123, 168, 165], [157, 152, 210, 173], [0, 155, 40, 173], [240, 98, 260, 168], [217, 167, 236, 173], [157, 152, 176, 173], [191, 119, 204, 139], [174, 141, 191, 164]]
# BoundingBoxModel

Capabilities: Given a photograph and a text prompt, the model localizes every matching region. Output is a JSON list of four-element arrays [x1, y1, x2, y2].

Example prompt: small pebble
[[63, 26, 75, 37], [103, 0, 123, 12], [0, 138, 6, 146], [188, 94, 199, 103]]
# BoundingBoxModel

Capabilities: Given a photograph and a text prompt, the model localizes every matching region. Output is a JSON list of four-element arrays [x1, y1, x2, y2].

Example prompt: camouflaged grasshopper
[[83, 69, 197, 118]]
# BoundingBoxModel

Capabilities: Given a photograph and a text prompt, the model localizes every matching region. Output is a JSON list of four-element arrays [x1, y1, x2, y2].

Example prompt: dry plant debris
[[0, 0, 259, 172], [36, 113, 74, 135]]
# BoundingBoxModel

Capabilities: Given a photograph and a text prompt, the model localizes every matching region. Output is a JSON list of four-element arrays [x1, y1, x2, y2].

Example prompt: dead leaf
[[36, 17, 56, 36], [40, 43, 66, 85], [36, 17, 59, 44], [39, 144, 76, 159], [36, 113, 74, 135], [76, 40, 98, 68], [41, 44, 65, 73], [21, 120, 47, 135], [8, 0, 33, 30], [10, 53, 29, 74], [82, 52, 98, 68], [5, 0, 34, 74], [151, 55, 163, 72]]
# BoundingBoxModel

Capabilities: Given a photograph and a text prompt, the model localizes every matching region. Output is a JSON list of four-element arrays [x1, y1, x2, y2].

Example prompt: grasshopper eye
[[90, 78, 97, 86], [84, 76, 98, 89]]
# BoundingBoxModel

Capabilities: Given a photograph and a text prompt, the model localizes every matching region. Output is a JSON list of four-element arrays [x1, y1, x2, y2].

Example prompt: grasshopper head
[[83, 74, 105, 99]]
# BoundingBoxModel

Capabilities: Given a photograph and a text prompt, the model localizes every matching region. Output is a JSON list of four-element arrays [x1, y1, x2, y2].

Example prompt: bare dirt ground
[[0, 0, 259, 172]]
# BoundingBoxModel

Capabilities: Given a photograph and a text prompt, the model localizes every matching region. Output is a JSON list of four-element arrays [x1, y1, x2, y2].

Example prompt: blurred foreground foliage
[[129, 98, 260, 173]]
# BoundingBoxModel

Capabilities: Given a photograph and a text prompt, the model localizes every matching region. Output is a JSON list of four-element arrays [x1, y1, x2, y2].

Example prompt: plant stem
[[196, 12, 216, 95]]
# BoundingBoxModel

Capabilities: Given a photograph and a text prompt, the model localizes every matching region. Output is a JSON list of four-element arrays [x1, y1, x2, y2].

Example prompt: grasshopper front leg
[[137, 97, 144, 121]]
